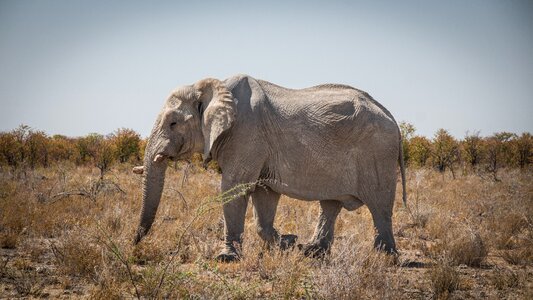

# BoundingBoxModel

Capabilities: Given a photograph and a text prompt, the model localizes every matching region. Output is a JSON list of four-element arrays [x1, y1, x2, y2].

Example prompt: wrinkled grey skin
[[134, 74, 407, 261]]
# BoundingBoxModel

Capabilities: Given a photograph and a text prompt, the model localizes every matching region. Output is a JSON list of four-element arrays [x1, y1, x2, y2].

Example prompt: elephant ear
[[193, 78, 236, 163]]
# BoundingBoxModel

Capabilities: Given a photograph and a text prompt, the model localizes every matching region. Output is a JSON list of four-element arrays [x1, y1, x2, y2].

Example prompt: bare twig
[[101, 179, 126, 195], [181, 164, 190, 188], [50, 190, 95, 202], [165, 186, 188, 210], [43, 178, 126, 203]]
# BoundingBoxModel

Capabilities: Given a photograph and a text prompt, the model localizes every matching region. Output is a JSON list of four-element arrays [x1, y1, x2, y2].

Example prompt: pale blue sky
[[1, 0, 532, 138]]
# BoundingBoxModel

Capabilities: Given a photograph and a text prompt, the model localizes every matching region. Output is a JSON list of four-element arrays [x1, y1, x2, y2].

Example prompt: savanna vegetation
[[1, 123, 532, 299]]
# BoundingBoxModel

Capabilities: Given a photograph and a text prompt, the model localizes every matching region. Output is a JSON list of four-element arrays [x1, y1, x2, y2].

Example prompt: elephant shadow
[[399, 260, 431, 268]]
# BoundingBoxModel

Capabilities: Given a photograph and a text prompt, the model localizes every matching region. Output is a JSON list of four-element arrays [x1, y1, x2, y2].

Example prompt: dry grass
[[429, 259, 460, 299], [0, 163, 532, 299]]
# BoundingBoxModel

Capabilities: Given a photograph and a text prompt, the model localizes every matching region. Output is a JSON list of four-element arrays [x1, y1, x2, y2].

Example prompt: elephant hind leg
[[363, 189, 397, 254], [299, 200, 342, 258]]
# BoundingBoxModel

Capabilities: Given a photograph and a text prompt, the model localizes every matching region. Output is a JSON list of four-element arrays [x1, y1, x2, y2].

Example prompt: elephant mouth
[[153, 142, 185, 163], [133, 151, 183, 175]]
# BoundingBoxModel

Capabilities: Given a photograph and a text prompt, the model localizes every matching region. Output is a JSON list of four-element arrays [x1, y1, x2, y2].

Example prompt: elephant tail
[[398, 137, 407, 207]]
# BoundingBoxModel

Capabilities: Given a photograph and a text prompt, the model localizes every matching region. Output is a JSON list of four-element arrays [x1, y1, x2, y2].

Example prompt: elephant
[[133, 74, 406, 261]]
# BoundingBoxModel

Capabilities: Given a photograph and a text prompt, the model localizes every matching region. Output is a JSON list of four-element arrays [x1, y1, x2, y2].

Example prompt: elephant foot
[[374, 238, 398, 255], [216, 243, 241, 263], [298, 241, 330, 258], [279, 234, 298, 250], [374, 242, 400, 265], [377, 246, 398, 256], [216, 252, 240, 262]]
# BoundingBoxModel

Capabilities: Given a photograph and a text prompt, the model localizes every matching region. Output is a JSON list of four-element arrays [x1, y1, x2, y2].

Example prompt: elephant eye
[[170, 121, 177, 127]]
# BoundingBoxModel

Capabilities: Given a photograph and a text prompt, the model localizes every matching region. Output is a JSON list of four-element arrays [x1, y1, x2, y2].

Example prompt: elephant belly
[[267, 179, 364, 211], [264, 159, 363, 202]]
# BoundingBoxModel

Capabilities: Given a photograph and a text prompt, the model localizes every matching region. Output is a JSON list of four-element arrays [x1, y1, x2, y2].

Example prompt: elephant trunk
[[134, 137, 168, 244]]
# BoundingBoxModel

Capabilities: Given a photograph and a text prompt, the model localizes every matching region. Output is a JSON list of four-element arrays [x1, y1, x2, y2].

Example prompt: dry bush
[[50, 231, 102, 280], [426, 219, 487, 267], [482, 173, 533, 266], [310, 237, 401, 300], [5, 265, 45, 297], [136, 264, 170, 298], [486, 199, 531, 251], [430, 259, 460, 299], [441, 230, 487, 267], [0, 184, 34, 249], [406, 170, 433, 229], [0, 230, 20, 249], [425, 212, 456, 242], [200, 261, 261, 299], [89, 285, 123, 300], [490, 266, 523, 290], [0, 255, 52, 298], [131, 241, 167, 265], [268, 250, 313, 299], [501, 248, 533, 266], [406, 201, 431, 229]]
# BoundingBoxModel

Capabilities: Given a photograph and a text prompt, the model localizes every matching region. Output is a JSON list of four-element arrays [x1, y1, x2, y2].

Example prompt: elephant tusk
[[132, 166, 144, 174], [153, 154, 166, 163]]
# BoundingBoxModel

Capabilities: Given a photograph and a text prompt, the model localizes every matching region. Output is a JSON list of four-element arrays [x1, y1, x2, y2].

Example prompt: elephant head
[[133, 78, 236, 244]]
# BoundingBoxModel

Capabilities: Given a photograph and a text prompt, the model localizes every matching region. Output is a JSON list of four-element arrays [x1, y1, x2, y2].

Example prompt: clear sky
[[1, 0, 532, 138]]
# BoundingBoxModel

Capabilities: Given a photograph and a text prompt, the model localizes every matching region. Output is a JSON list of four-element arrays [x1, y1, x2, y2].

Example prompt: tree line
[[400, 122, 532, 180], [0, 125, 145, 179], [0, 124, 531, 180]]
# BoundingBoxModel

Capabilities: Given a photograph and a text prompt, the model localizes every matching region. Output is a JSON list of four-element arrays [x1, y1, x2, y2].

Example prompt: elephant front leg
[[217, 183, 249, 262], [252, 187, 297, 250], [299, 200, 342, 258]]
